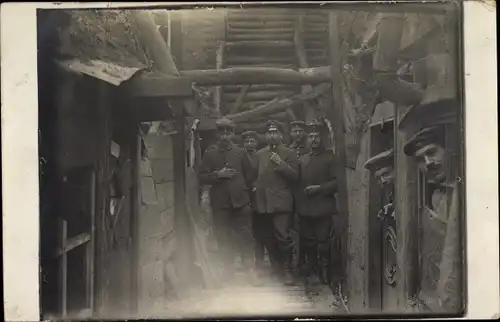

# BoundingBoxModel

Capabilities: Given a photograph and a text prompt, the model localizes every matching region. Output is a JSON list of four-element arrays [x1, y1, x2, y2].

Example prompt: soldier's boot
[[307, 246, 321, 286], [282, 249, 295, 286], [318, 245, 331, 285]]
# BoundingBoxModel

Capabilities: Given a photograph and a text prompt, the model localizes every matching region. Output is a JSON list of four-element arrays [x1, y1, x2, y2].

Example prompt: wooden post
[[394, 105, 420, 310], [214, 41, 225, 114], [327, 11, 350, 287], [294, 13, 316, 123], [169, 11, 194, 288], [58, 218, 68, 317], [133, 9, 195, 289], [129, 130, 140, 315]]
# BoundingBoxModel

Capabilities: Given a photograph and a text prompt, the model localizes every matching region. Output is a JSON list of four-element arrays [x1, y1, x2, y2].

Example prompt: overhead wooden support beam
[[327, 11, 350, 289], [123, 72, 194, 98], [179, 66, 331, 86], [226, 82, 330, 123]]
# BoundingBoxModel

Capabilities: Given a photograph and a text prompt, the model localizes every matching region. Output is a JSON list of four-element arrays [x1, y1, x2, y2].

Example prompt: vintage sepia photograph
[[3, 0, 485, 320]]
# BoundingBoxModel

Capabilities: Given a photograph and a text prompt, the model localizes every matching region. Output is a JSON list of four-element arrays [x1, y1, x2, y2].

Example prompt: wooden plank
[[125, 73, 194, 98], [227, 33, 294, 41], [129, 132, 140, 314], [55, 233, 91, 257], [227, 27, 295, 34], [327, 11, 350, 288], [226, 40, 295, 49], [58, 219, 68, 316], [394, 105, 420, 310], [227, 21, 294, 29], [87, 169, 96, 313], [225, 56, 296, 65]]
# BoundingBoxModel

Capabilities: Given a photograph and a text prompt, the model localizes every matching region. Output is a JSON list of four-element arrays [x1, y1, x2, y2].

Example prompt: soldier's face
[[218, 129, 234, 145], [243, 137, 257, 151], [291, 127, 306, 143], [375, 166, 395, 186], [414, 143, 446, 183], [307, 132, 322, 149], [266, 130, 283, 145]]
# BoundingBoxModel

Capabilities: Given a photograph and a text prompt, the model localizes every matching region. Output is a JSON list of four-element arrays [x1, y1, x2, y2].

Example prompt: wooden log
[[225, 56, 296, 65], [226, 83, 330, 123], [214, 41, 225, 114], [225, 40, 294, 49], [327, 11, 350, 289], [224, 84, 299, 93], [229, 84, 250, 114], [226, 33, 294, 41], [227, 27, 295, 34], [224, 90, 296, 102], [179, 66, 331, 85], [224, 63, 298, 69], [294, 13, 317, 123], [227, 21, 294, 29]]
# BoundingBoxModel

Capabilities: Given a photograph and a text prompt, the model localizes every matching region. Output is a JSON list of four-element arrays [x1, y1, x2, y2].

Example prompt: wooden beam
[[214, 41, 225, 114], [180, 66, 331, 86], [227, 83, 330, 123], [124, 73, 194, 98], [294, 13, 317, 123], [229, 84, 251, 114], [55, 233, 91, 257], [225, 40, 295, 49], [327, 11, 350, 288]]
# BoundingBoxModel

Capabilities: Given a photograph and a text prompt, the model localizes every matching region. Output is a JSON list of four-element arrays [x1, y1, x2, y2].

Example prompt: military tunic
[[198, 142, 256, 271]]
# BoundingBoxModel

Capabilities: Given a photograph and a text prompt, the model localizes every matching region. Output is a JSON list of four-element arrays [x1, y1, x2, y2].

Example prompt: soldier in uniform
[[288, 120, 310, 278], [364, 149, 398, 290], [289, 120, 309, 156], [198, 118, 257, 283], [241, 130, 267, 274], [403, 124, 461, 313], [254, 120, 299, 285], [296, 121, 338, 286]]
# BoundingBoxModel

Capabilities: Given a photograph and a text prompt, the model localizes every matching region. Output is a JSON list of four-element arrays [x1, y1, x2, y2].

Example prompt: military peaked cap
[[266, 120, 284, 133], [364, 149, 394, 171], [241, 130, 259, 140], [290, 120, 306, 130], [403, 125, 445, 156], [215, 117, 236, 131], [306, 120, 327, 134]]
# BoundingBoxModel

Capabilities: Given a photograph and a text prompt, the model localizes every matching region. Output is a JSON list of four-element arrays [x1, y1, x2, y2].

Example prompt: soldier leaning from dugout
[[296, 120, 339, 287], [197, 117, 258, 285], [240, 130, 268, 277], [253, 120, 300, 286], [364, 149, 398, 286], [403, 123, 461, 313]]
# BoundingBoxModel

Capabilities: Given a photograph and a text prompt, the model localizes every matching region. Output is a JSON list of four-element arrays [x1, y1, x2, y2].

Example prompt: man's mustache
[[425, 162, 442, 171]]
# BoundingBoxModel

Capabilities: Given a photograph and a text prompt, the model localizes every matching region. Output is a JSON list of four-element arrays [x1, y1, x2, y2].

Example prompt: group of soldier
[[198, 117, 339, 287]]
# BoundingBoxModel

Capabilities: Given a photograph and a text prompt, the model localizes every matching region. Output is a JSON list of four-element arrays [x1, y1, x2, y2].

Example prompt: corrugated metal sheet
[[57, 59, 144, 86]]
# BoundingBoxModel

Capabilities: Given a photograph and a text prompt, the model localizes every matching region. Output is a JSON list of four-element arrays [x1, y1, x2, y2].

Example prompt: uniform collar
[[218, 141, 234, 152], [309, 147, 325, 156]]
